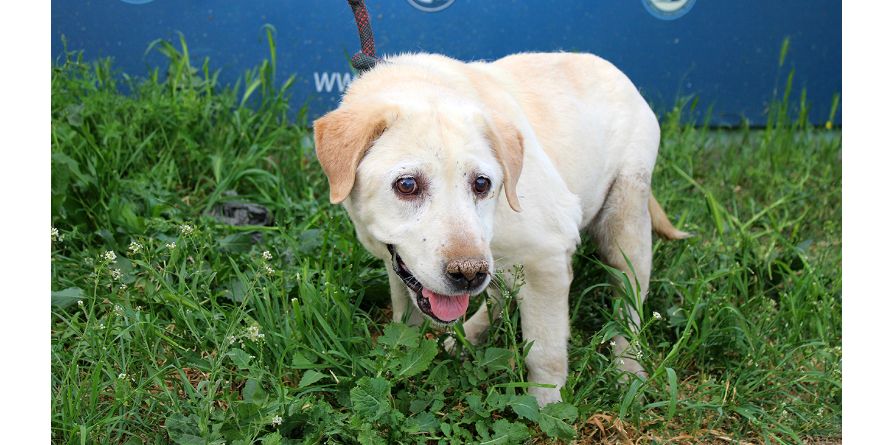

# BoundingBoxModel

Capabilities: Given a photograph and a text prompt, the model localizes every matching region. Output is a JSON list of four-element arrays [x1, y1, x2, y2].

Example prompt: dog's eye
[[394, 177, 419, 195], [473, 176, 491, 196]]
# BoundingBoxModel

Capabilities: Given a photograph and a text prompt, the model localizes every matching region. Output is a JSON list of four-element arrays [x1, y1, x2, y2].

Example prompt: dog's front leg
[[385, 260, 424, 325], [519, 256, 573, 407]]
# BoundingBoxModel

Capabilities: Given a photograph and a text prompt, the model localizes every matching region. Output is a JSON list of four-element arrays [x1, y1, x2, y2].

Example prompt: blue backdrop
[[51, 0, 841, 125]]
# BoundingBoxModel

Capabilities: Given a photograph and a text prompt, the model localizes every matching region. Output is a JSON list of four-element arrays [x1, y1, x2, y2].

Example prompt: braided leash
[[347, 0, 382, 73]]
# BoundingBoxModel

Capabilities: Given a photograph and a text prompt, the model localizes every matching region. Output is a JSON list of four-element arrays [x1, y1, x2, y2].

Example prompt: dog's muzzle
[[387, 244, 479, 324]]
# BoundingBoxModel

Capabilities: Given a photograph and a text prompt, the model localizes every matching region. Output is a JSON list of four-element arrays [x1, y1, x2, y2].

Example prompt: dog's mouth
[[387, 244, 470, 324]]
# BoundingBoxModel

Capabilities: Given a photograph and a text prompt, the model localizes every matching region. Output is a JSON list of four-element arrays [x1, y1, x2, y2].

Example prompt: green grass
[[51, 36, 841, 444]]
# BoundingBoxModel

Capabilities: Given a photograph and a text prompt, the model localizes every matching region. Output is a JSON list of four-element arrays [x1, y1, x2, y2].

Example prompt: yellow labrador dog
[[313, 52, 687, 406]]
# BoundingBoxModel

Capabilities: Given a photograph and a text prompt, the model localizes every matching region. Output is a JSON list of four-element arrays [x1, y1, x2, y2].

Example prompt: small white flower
[[166, 242, 177, 250], [262, 250, 273, 260], [264, 265, 275, 275], [630, 340, 643, 360], [609, 341, 616, 348], [128, 241, 142, 254], [653, 311, 662, 320], [51, 227, 62, 242], [245, 325, 265, 342], [179, 224, 194, 236], [227, 335, 238, 345], [111, 268, 123, 280], [114, 304, 124, 316], [77, 300, 84, 307], [118, 372, 127, 380], [99, 323, 106, 330], [271, 415, 283, 427], [103, 251, 117, 263], [119, 284, 127, 291]]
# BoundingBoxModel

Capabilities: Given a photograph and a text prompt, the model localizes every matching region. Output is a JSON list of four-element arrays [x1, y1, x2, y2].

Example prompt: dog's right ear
[[313, 103, 396, 204], [485, 113, 524, 212]]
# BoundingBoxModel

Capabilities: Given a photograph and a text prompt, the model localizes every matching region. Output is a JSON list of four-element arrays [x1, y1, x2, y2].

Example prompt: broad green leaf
[[223, 279, 247, 303], [218, 233, 254, 254], [226, 348, 252, 370], [489, 419, 530, 444], [405, 411, 439, 433], [409, 398, 429, 414], [350, 377, 391, 421], [356, 428, 386, 445], [427, 361, 450, 384], [243, 378, 268, 404], [466, 393, 489, 418], [51, 287, 84, 309], [169, 434, 205, 445], [52, 152, 94, 187], [485, 390, 511, 411], [296, 229, 323, 254], [377, 323, 419, 348], [298, 370, 326, 388], [508, 394, 539, 421], [164, 414, 204, 445], [392, 338, 437, 378], [291, 352, 319, 369], [477, 347, 512, 370], [109, 196, 144, 233], [538, 402, 578, 440], [259, 431, 282, 445]]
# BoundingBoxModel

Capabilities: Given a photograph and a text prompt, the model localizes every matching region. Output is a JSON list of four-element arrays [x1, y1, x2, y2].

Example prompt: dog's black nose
[[445, 259, 489, 290], [447, 270, 488, 289]]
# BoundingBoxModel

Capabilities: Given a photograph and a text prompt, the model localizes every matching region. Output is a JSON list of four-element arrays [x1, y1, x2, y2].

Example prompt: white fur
[[317, 52, 667, 406]]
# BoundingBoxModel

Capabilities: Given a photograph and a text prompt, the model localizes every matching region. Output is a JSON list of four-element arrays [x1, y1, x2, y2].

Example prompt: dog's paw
[[443, 336, 459, 355], [529, 386, 563, 407]]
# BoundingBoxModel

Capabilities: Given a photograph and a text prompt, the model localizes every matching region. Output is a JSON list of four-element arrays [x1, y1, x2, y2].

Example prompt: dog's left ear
[[313, 102, 396, 204], [486, 114, 524, 212]]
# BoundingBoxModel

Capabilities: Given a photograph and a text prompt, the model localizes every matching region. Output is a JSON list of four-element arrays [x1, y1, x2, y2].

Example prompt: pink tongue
[[423, 288, 470, 322]]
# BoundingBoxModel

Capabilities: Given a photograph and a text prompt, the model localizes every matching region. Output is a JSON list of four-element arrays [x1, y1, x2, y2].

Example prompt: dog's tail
[[649, 195, 690, 240]]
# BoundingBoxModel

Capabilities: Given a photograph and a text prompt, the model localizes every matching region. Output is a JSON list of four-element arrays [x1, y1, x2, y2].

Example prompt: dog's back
[[480, 53, 661, 228]]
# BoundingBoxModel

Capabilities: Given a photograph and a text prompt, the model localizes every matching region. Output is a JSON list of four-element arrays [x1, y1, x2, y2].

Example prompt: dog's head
[[313, 94, 523, 324]]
